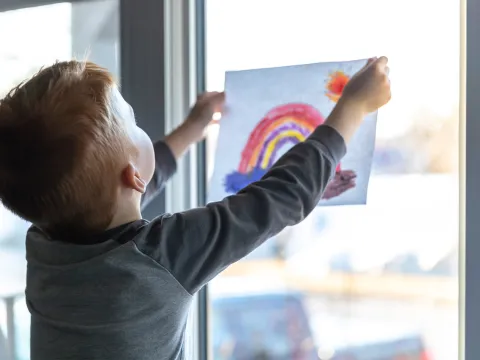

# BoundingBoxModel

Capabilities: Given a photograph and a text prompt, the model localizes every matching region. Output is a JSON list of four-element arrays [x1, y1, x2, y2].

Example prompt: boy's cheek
[[135, 129, 156, 183]]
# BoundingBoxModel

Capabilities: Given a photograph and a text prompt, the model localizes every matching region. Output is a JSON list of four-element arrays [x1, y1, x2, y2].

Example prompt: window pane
[[205, 1, 459, 360], [0, 2, 119, 359]]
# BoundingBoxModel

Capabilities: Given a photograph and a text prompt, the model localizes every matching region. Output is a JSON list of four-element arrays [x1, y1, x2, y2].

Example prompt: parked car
[[210, 285, 433, 360], [211, 291, 319, 360]]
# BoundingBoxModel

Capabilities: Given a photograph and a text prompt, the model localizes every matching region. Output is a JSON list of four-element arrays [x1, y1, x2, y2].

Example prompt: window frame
[[193, 0, 211, 358], [465, 0, 478, 359], [163, 1, 205, 359]]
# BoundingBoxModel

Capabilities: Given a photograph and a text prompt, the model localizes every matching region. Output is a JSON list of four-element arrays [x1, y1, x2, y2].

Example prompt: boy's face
[[112, 87, 155, 188]]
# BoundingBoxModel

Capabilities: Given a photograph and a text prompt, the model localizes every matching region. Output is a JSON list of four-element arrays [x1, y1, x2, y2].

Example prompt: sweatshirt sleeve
[[140, 141, 177, 211], [135, 125, 346, 294]]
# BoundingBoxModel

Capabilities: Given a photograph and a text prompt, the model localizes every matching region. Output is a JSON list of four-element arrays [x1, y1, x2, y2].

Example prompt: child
[[0, 57, 390, 360]]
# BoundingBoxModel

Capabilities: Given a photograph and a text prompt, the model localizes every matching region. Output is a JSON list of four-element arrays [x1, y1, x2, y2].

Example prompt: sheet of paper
[[208, 59, 377, 206]]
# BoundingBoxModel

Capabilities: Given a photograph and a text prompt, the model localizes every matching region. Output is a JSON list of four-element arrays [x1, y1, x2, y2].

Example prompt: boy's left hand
[[183, 91, 225, 142], [322, 170, 357, 200], [164, 92, 225, 160]]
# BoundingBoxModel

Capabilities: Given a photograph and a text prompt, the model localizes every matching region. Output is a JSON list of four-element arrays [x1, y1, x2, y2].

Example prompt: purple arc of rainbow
[[257, 123, 311, 168]]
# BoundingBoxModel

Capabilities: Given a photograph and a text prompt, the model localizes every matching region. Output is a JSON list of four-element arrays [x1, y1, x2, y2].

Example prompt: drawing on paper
[[209, 59, 377, 206], [223, 101, 357, 201]]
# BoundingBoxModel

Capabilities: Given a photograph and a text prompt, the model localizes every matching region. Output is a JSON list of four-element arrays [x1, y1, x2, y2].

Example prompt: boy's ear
[[122, 163, 146, 194]]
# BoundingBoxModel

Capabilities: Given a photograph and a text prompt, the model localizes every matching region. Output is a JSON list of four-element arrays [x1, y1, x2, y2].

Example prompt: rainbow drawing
[[224, 103, 341, 193]]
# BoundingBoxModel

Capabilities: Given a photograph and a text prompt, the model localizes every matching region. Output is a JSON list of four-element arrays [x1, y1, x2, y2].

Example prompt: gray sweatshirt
[[26, 125, 346, 360]]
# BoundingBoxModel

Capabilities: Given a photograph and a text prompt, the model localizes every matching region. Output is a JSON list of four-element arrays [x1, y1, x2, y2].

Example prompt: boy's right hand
[[341, 56, 391, 115], [325, 56, 391, 143]]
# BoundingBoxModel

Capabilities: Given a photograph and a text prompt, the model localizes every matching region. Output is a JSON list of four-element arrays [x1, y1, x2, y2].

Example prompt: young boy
[[0, 57, 390, 360]]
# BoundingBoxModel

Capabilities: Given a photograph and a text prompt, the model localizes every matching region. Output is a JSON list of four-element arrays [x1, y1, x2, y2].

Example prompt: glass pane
[[205, 1, 459, 360], [0, 2, 119, 359]]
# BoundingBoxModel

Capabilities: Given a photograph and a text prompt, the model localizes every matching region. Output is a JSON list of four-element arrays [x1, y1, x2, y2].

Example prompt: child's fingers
[[212, 91, 226, 104], [339, 170, 357, 180], [335, 181, 356, 195], [212, 111, 222, 122], [205, 91, 225, 99], [210, 104, 229, 125], [374, 56, 389, 71], [212, 92, 226, 113], [360, 56, 388, 73], [197, 91, 224, 102], [360, 57, 377, 71]]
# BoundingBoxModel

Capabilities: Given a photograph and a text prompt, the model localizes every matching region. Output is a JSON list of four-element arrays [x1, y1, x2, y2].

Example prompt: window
[[204, 1, 460, 360], [0, 2, 119, 359]]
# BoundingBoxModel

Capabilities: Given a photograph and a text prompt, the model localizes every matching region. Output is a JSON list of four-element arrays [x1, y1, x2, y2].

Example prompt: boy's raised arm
[[140, 92, 225, 210], [136, 57, 391, 295]]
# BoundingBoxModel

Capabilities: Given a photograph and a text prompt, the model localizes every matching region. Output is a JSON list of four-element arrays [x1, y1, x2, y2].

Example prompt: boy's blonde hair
[[0, 61, 131, 238]]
